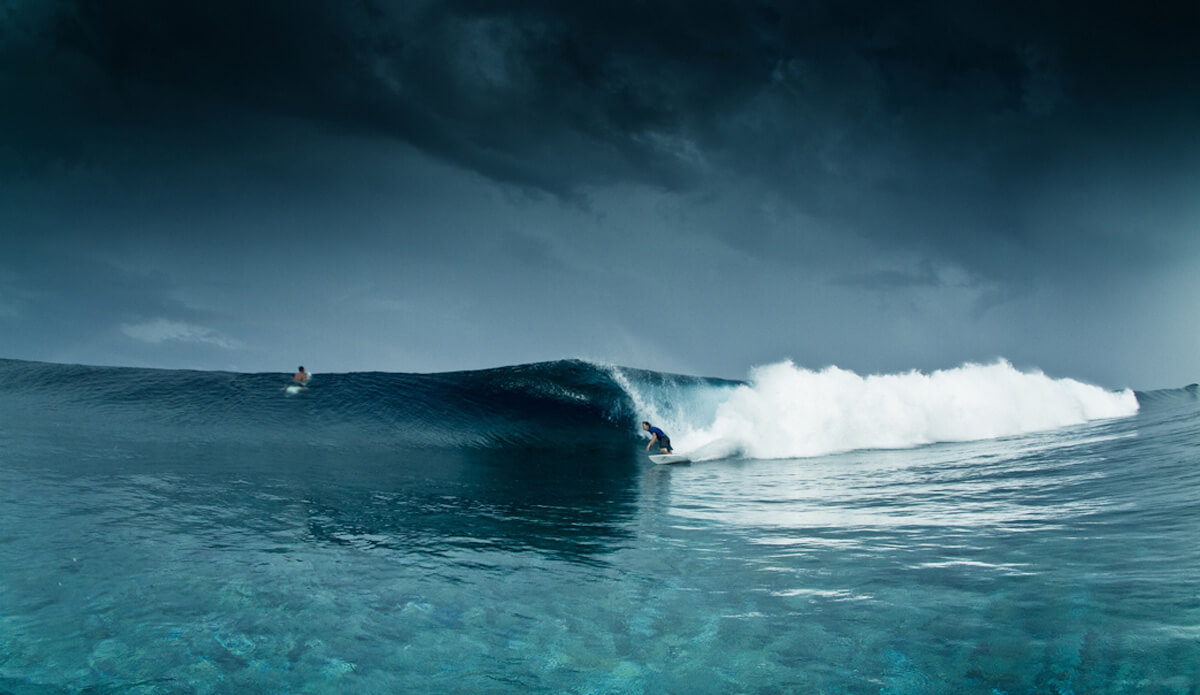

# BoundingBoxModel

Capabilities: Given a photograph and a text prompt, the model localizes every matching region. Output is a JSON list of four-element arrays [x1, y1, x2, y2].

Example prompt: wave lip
[[665, 360, 1139, 460]]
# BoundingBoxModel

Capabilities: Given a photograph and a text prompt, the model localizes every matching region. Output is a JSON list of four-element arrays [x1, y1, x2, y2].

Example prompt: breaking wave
[[616, 360, 1139, 460], [0, 357, 1145, 459]]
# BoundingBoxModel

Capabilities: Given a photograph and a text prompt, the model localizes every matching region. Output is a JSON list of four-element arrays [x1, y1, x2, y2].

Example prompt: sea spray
[[631, 360, 1139, 460]]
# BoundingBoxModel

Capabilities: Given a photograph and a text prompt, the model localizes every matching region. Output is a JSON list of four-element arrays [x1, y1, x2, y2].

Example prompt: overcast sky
[[2, 0, 1198, 388]]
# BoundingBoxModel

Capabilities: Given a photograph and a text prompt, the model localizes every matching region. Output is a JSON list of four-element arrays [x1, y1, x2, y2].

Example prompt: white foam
[[624, 360, 1139, 460]]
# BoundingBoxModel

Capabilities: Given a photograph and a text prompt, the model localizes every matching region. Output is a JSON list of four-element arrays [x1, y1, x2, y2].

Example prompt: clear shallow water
[[1, 363, 1198, 693]]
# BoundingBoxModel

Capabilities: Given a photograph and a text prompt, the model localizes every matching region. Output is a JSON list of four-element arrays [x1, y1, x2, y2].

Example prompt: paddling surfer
[[643, 421, 673, 454], [293, 366, 309, 385]]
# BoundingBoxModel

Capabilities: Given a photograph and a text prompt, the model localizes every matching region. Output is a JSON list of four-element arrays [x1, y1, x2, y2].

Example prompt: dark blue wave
[[4, 357, 1190, 456], [0, 358, 731, 450]]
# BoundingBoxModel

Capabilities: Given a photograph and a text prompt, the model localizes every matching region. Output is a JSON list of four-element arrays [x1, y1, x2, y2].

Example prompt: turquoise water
[[1, 361, 1198, 693]]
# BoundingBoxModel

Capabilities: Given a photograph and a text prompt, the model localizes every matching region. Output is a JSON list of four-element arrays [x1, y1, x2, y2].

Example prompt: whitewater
[[1, 357, 1195, 693], [614, 359, 1138, 460]]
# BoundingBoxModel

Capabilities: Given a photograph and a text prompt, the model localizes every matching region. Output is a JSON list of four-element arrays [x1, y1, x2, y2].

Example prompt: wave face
[[0, 358, 1144, 458], [0, 359, 632, 450]]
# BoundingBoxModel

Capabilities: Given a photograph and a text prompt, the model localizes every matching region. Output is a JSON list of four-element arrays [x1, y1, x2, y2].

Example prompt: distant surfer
[[643, 421, 673, 454], [293, 366, 309, 385]]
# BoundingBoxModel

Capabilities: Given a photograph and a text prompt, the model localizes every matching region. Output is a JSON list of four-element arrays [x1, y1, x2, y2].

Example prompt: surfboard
[[649, 454, 690, 465], [285, 374, 311, 394]]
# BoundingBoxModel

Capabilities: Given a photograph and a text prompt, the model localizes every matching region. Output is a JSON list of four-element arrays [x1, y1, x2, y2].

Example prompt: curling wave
[[0, 357, 1145, 458]]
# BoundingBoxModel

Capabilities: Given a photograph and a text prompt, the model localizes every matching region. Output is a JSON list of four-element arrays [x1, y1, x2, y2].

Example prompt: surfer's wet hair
[[642, 421, 650, 428]]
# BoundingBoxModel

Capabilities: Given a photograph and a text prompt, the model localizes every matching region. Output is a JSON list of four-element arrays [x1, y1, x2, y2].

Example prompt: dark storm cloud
[[7, 1, 1198, 266], [4, 0, 710, 194], [8, 2, 1190, 172]]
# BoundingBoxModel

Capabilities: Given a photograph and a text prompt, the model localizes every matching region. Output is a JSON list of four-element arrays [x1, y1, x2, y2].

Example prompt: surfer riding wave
[[643, 421, 672, 454]]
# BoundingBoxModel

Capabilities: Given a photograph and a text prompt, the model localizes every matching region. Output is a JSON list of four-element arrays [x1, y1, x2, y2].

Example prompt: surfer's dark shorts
[[658, 436, 672, 452]]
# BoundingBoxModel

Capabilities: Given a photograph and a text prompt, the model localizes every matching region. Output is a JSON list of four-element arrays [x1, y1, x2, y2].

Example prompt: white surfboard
[[649, 454, 690, 465], [285, 373, 312, 394]]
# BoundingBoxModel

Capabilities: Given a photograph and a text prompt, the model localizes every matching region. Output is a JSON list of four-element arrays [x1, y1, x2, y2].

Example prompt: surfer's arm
[[646, 433, 658, 450]]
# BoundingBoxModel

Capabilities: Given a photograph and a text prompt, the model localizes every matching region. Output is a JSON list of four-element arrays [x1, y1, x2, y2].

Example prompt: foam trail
[[669, 360, 1139, 460]]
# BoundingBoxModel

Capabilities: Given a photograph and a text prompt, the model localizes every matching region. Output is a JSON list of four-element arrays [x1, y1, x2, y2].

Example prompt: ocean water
[[0, 358, 1197, 694]]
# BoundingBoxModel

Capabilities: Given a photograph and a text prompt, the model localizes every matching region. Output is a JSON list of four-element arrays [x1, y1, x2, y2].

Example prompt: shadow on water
[[4, 433, 645, 565], [296, 443, 643, 563]]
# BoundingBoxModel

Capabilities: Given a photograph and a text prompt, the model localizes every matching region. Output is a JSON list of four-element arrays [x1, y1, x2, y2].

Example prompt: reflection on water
[[2, 407, 1199, 692]]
